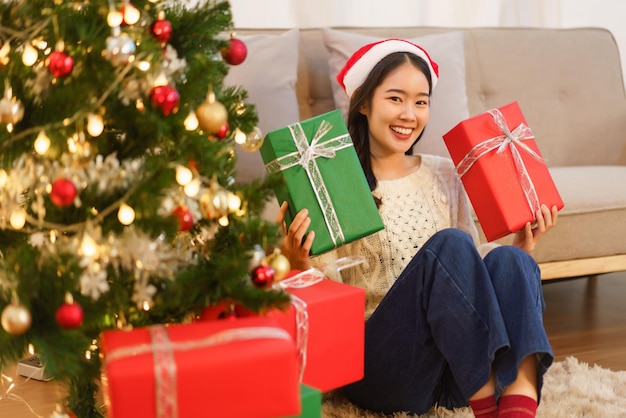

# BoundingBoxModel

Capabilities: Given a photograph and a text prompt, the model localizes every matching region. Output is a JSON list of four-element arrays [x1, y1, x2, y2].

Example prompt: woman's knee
[[485, 246, 538, 273], [426, 228, 475, 252]]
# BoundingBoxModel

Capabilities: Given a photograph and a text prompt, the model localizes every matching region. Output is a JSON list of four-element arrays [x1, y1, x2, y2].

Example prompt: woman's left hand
[[512, 204, 559, 254]]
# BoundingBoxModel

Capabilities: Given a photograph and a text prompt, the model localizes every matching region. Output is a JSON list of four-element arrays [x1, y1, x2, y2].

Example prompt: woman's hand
[[276, 201, 315, 271], [512, 204, 559, 254]]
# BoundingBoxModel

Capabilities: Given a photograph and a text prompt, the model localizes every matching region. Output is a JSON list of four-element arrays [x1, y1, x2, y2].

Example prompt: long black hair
[[346, 52, 434, 200]]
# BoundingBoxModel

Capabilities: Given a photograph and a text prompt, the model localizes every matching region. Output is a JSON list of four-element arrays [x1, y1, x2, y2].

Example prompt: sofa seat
[[492, 166, 626, 271]]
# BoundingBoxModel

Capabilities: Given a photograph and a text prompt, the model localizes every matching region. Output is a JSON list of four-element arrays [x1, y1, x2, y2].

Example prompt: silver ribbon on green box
[[265, 119, 353, 248]]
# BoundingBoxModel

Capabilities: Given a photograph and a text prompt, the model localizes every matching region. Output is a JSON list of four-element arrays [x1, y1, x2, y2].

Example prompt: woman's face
[[360, 61, 430, 158]]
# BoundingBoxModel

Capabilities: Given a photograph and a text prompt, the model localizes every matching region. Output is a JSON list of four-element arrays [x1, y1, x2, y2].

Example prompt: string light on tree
[[22, 43, 38, 66], [9, 209, 26, 230], [86, 113, 104, 137], [117, 203, 135, 225], [121, 2, 141, 26], [34, 130, 51, 154]]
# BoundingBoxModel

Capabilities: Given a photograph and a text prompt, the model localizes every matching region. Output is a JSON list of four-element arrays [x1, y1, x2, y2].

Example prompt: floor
[[1, 271, 626, 417]]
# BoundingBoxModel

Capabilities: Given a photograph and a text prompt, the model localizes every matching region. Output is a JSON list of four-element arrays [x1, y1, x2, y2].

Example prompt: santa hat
[[337, 38, 439, 98]]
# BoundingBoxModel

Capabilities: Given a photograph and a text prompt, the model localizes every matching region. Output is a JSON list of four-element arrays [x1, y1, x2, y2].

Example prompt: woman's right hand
[[276, 201, 315, 271]]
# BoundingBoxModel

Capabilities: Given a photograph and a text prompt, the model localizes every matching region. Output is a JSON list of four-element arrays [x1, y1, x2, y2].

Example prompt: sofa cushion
[[224, 28, 300, 183], [321, 28, 469, 158]]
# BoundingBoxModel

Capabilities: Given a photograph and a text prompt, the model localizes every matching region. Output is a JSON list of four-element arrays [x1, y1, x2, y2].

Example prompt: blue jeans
[[342, 228, 553, 415]]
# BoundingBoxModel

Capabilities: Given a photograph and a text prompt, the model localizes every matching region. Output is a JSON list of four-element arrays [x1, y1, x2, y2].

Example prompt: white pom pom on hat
[[336, 38, 439, 98]]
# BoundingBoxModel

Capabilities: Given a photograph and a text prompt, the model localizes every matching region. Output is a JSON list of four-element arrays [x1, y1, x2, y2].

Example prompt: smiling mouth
[[391, 125, 413, 136]]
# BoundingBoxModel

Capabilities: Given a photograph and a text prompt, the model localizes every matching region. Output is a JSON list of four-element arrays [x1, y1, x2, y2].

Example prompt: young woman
[[277, 38, 558, 418]]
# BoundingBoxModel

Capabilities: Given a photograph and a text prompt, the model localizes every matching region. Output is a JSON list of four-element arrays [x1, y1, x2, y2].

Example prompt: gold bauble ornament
[[196, 92, 228, 134], [1, 302, 32, 335], [239, 126, 264, 152], [265, 248, 291, 282]]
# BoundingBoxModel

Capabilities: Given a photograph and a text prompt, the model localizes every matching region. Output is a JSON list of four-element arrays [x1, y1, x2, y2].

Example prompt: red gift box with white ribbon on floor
[[100, 316, 300, 418], [266, 268, 366, 392]]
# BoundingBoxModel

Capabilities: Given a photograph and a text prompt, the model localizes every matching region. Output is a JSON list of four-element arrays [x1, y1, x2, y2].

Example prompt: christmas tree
[[0, 1, 290, 416]]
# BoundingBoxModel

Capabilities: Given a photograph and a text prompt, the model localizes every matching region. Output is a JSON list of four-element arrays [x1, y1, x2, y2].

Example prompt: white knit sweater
[[313, 154, 489, 318]]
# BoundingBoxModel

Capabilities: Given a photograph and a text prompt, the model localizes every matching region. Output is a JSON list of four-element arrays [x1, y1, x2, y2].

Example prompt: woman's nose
[[400, 103, 417, 121]]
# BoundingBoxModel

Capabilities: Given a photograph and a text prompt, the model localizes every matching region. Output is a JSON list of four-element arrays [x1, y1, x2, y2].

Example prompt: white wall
[[228, 0, 626, 85]]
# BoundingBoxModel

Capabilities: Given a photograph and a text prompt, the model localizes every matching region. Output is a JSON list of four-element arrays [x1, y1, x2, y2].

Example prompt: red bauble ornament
[[149, 85, 180, 116], [251, 264, 275, 288], [55, 301, 84, 329], [221, 37, 247, 65], [50, 178, 77, 207], [172, 206, 194, 231], [216, 123, 229, 140], [151, 18, 173, 45], [48, 51, 74, 78]]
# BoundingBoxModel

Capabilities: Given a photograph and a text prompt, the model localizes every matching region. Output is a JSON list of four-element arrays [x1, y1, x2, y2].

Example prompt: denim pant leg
[[343, 228, 510, 415], [483, 246, 554, 402]]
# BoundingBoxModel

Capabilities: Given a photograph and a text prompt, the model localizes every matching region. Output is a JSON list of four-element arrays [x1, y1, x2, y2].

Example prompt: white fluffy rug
[[322, 357, 626, 417]]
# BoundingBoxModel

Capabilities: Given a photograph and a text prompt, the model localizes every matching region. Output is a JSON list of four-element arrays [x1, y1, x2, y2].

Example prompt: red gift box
[[100, 316, 300, 418], [267, 269, 366, 392], [443, 101, 564, 241]]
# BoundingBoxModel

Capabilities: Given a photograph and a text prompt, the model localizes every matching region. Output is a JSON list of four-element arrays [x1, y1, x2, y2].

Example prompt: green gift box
[[260, 110, 384, 255], [286, 384, 322, 418]]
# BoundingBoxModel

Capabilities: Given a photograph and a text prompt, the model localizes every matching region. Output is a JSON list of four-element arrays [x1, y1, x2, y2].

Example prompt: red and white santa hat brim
[[337, 38, 439, 98]]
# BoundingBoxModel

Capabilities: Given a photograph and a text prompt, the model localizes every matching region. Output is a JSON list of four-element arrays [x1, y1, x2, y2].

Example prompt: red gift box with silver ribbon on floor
[[100, 316, 301, 418], [266, 268, 366, 393]]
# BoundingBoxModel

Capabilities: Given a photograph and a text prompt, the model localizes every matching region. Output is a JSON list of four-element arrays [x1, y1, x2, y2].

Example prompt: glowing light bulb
[[0, 169, 7, 187], [175, 165, 193, 186], [117, 203, 135, 225], [22, 43, 38, 66], [218, 215, 229, 227], [184, 111, 199, 131], [233, 128, 247, 145], [80, 234, 98, 257], [34, 130, 50, 154], [9, 209, 26, 229], [184, 178, 200, 197], [87, 113, 104, 137], [227, 193, 241, 211], [123, 3, 140, 25], [107, 11, 124, 27], [0, 42, 10, 65], [136, 60, 151, 71]]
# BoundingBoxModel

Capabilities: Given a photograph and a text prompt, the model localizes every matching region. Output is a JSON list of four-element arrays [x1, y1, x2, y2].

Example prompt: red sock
[[469, 395, 498, 418], [498, 394, 538, 417]]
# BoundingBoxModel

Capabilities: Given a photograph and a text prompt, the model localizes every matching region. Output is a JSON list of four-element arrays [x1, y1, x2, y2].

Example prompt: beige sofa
[[228, 26, 626, 281]]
